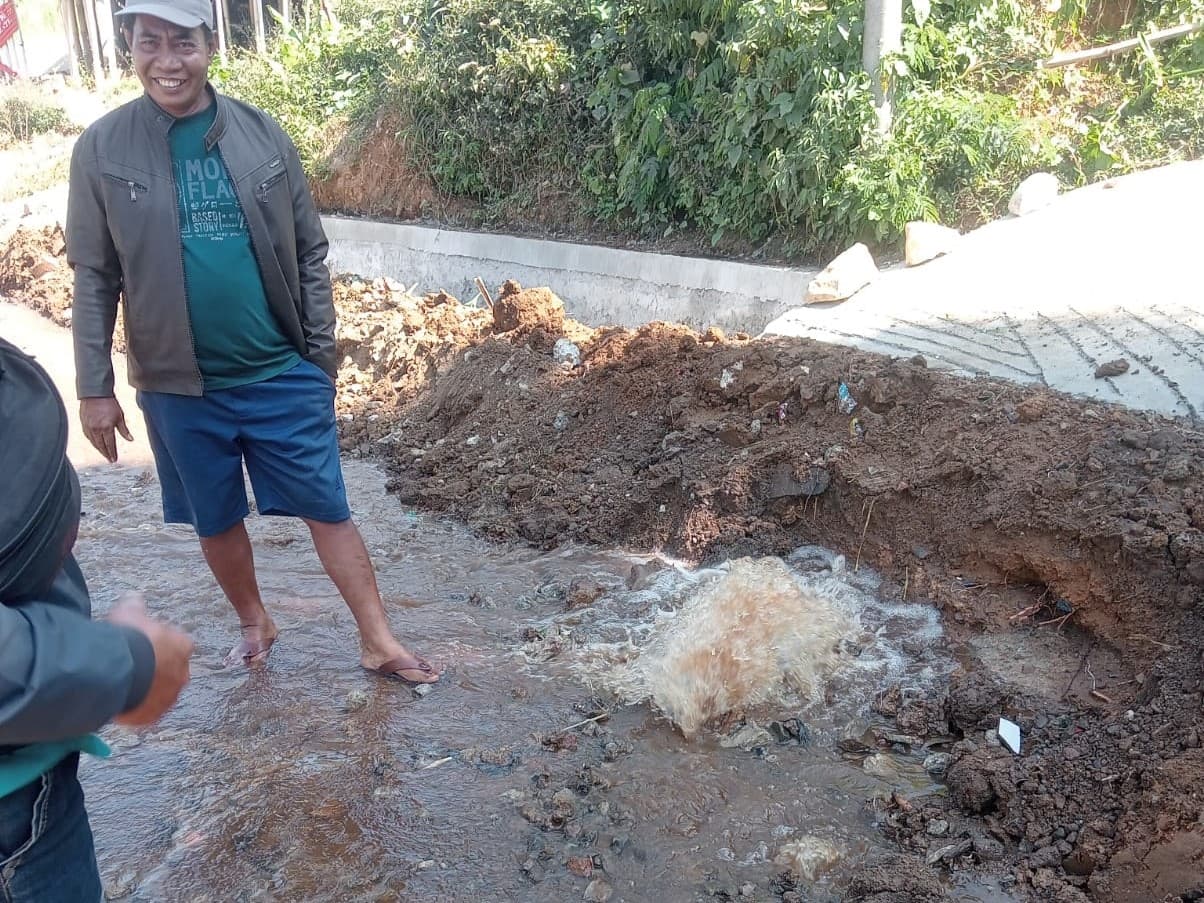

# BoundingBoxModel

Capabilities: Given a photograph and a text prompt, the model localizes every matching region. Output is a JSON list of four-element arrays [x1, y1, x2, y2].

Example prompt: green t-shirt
[[169, 104, 299, 391]]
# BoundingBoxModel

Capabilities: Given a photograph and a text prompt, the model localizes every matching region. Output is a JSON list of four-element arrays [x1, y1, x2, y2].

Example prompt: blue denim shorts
[[137, 360, 352, 538], [0, 755, 101, 902]]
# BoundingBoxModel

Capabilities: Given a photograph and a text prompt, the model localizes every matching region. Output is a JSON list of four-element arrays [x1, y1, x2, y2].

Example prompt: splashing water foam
[[589, 556, 859, 736]]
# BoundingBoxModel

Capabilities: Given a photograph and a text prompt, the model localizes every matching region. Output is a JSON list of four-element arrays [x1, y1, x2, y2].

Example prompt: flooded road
[[2, 302, 1008, 901], [72, 460, 964, 903]]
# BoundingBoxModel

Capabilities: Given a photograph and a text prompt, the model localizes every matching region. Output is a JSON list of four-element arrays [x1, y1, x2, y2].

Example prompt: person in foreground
[[0, 337, 193, 901], [65, 0, 437, 684]]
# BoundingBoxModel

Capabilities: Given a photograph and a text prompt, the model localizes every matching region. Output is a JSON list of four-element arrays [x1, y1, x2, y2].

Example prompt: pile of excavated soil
[[4, 224, 1204, 902], [0, 223, 75, 328]]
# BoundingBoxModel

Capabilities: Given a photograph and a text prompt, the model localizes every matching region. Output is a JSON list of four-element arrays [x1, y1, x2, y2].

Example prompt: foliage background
[[215, 0, 1204, 257]]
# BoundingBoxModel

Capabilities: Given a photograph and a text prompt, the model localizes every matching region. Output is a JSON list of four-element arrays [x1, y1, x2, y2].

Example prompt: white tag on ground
[[998, 717, 1021, 755]]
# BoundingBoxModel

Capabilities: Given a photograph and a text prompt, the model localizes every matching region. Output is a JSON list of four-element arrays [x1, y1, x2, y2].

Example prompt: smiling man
[[64, 0, 438, 685]]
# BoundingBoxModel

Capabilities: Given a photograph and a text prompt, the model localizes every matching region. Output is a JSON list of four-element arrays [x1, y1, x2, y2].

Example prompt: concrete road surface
[[764, 161, 1204, 422]]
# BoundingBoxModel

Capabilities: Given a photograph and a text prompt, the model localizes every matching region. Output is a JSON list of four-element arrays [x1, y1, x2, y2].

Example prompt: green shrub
[[213, 8, 393, 174], [217, 0, 1204, 257], [382, 0, 602, 207], [0, 90, 74, 145]]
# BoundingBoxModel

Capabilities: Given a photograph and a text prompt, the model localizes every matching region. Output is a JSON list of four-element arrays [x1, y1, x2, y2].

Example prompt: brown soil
[[5, 225, 1204, 902], [310, 112, 464, 221], [0, 223, 74, 328]]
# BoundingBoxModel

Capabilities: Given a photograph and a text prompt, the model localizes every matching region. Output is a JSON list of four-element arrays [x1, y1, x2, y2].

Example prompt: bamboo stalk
[[79, 0, 105, 85], [1039, 21, 1204, 69]]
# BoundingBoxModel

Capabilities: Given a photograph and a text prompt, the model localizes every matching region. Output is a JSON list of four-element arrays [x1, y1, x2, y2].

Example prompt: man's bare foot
[[225, 621, 279, 668], [362, 645, 440, 684]]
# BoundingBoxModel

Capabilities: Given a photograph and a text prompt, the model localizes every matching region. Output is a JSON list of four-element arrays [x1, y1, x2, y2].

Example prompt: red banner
[[0, 1, 19, 48]]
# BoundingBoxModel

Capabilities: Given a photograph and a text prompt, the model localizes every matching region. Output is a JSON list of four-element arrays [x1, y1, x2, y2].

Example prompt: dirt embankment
[[5, 224, 1204, 902]]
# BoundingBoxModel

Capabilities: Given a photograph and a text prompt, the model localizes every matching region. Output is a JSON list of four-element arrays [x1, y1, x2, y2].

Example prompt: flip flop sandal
[[368, 655, 440, 685], [225, 634, 277, 668]]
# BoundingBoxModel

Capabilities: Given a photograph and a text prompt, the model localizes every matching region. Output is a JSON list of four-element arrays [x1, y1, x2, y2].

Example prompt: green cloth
[[0, 736, 110, 798], [169, 104, 299, 391]]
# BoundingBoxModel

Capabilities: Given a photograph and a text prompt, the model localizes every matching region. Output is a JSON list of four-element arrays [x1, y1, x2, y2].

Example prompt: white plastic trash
[[998, 717, 1021, 755]]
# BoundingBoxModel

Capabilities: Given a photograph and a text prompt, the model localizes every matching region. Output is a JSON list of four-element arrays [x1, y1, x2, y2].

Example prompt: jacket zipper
[[256, 166, 286, 202], [103, 173, 149, 202]]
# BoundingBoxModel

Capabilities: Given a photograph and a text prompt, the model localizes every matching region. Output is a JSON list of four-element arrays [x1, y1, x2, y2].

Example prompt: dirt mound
[[331, 275, 494, 453], [0, 224, 74, 328], [491, 280, 565, 335], [6, 224, 1204, 900]]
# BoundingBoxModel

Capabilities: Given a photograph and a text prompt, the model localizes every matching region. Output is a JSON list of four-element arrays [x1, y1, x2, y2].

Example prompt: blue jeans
[[0, 755, 101, 902]]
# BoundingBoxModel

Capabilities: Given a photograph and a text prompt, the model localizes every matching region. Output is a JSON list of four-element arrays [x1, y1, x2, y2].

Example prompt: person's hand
[[108, 595, 194, 728], [79, 396, 134, 463]]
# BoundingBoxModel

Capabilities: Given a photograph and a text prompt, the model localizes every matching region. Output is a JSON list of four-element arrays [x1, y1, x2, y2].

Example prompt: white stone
[[1008, 172, 1060, 216], [904, 221, 960, 266], [583, 879, 613, 902], [552, 338, 581, 367], [804, 243, 878, 304]]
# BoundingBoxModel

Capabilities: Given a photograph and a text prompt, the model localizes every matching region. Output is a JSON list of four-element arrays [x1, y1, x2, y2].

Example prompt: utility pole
[[862, 0, 902, 134]]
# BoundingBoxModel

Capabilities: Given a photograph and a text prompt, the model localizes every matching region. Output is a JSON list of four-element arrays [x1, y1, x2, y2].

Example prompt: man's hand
[[79, 397, 134, 463], [108, 596, 194, 728]]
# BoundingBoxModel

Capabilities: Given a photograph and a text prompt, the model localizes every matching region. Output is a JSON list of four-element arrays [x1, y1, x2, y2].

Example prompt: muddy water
[[72, 459, 984, 902]]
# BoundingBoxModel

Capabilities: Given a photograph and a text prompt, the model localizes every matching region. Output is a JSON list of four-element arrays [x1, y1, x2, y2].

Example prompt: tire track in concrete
[[1149, 305, 1204, 350], [876, 320, 1042, 378], [1035, 313, 1122, 396], [1001, 313, 1049, 387], [1121, 308, 1204, 368], [800, 326, 993, 377], [892, 315, 1032, 361], [1068, 306, 1200, 422]]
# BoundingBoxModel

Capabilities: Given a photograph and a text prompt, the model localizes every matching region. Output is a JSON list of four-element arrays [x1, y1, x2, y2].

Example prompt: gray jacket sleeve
[[0, 557, 155, 745], [281, 130, 337, 378], [65, 128, 124, 400]]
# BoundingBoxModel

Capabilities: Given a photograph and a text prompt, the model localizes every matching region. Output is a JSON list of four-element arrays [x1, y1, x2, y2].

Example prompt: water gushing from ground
[[74, 460, 964, 902]]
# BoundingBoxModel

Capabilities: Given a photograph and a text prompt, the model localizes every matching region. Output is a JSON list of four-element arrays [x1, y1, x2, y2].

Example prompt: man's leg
[[199, 521, 278, 666], [137, 391, 270, 667], [237, 362, 437, 682], [304, 517, 438, 683]]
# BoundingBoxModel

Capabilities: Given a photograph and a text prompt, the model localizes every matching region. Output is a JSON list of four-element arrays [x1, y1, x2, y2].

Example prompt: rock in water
[[805, 243, 878, 304], [583, 879, 613, 901], [904, 221, 960, 266], [1008, 173, 1060, 216]]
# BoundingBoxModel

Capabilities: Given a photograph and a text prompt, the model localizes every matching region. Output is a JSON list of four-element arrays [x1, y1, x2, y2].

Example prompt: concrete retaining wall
[[322, 216, 817, 333]]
